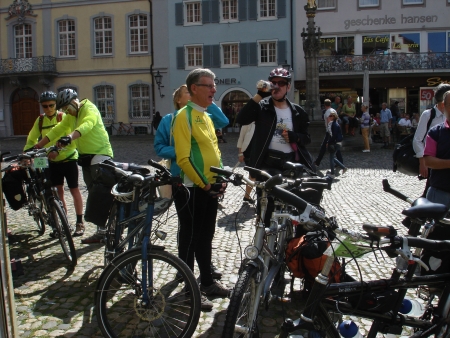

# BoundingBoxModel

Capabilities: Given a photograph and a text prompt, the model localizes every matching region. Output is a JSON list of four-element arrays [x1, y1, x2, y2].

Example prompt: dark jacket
[[324, 120, 343, 145], [236, 97, 314, 170]]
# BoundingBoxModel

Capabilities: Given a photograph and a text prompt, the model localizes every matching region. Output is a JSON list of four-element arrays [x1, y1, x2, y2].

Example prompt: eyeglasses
[[195, 83, 216, 90], [42, 104, 55, 109], [271, 81, 288, 87]]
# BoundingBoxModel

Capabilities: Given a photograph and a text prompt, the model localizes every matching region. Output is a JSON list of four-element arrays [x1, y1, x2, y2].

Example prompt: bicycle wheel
[[96, 247, 201, 338], [27, 187, 45, 235], [50, 199, 77, 266], [223, 264, 260, 338]]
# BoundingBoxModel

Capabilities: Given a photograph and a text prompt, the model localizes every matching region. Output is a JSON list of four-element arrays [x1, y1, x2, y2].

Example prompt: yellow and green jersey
[[173, 101, 222, 188]]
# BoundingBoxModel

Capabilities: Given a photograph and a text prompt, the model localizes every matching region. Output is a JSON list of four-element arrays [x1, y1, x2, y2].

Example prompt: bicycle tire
[[96, 247, 201, 338], [27, 188, 45, 235], [223, 264, 260, 338], [50, 199, 77, 266], [434, 300, 450, 338]]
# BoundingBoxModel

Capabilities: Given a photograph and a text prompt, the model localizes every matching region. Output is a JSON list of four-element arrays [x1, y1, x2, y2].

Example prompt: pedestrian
[[331, 96, 343, 116], [390, 101, 400, 125], [236, 67, 314, 174], [325, 111, 348, 179], [379, 102, 392, 148], [34, 89, 114, 244], [24, 91, 84, 238], [360, 103, 371, 152], [237, 121, 256, 204], [341, 95, 358, 136], [413, 83, 450, 196], [152, 111, 162, 131], [172, 68, 230, 302], [314, 99, 344, 167]]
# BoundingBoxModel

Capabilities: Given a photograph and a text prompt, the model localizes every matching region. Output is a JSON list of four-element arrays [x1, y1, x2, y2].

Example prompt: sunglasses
[[195, 83, 216, 90], [271, 81, 288, 87], [42, 104, 55, 108]]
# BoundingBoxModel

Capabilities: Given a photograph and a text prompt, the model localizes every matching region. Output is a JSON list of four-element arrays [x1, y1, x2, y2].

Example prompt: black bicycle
[[95, 159, 201, 338], [2, 148, 77, 266]]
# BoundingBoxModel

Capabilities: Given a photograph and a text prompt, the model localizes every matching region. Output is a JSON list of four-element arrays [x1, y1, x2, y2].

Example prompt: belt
[[381, 122, 389, 124]]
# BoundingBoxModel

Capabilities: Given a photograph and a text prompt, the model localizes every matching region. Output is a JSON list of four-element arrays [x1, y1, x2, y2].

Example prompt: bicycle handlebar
[[382, 179, 414, 204], [2, 147, 59, 163]]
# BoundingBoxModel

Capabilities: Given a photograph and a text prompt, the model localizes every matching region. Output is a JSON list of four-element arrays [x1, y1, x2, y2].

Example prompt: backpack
[[39, 112, 63, 136], [285, 233, 341, 284], [393, 108, 435, 176]]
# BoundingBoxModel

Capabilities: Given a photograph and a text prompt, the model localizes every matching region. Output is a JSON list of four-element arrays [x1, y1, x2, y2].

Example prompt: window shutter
[[277, 40, 287, 64], [212, 45, 220, 68], [248, 42, 258, 66], [175, 3, 183, 25], [211, 0, 220, 23], [277, 0, 286, 18], [177, 46, 185, 69], [202, 0, 210, 23], [238, 0, 247, 21], [239, 43, 248, 66], [203, 45, 212, 68], [248, 0, 257, 20]]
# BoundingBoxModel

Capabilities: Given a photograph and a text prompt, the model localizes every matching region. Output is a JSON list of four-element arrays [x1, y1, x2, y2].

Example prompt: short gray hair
[[186, 68, 216, 95]]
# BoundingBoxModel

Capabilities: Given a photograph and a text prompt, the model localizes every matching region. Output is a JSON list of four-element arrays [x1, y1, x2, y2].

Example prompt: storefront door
[[11, 88, 39, 135], [221, 90, 250, 131]]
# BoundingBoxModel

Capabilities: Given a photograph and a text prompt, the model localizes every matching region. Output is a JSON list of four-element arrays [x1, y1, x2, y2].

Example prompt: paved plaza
[[1, 132, 426, 337]]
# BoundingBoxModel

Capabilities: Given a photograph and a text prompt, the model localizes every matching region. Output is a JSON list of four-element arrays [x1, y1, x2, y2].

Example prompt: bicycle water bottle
[[339, 320, 364, 338], [399, 298, 424, 317]]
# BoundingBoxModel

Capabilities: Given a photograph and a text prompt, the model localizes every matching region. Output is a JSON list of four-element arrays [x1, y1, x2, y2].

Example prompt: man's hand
[[57, 136, 72, 147], [205, 182, 227, 198], [419, 157, 428, 178], [48, 150, 59, 160]]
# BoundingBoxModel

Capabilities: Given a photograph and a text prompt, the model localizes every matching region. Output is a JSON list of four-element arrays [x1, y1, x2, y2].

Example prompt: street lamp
[[154, 70, 165, 98]]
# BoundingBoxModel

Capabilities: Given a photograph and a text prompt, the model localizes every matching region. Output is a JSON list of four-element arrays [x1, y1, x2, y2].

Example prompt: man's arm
[[24, 118, 41, 151], [424, 156, 450, 169], [413, 110, 431, 177], [236, 96, 263, 126], [207, 102, 229, 129], [287, 106, 311, 146]]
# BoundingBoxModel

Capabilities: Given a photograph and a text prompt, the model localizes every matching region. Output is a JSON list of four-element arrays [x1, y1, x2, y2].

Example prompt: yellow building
[[0, 0, 156, 136]]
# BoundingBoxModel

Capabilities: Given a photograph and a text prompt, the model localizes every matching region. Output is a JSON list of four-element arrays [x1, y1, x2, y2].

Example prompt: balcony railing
[[318, 52, 450, 73], [0, 56, 57, 75]]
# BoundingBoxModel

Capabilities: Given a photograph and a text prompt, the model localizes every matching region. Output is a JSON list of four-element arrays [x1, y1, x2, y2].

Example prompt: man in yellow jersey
[[173, 69, 229, 304]]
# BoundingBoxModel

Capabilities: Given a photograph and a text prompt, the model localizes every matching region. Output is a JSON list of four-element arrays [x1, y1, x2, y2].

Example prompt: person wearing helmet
[[24, 91, 84, 238], [413, 82, 450, 197], [236, 67, 314, 173], [35, 89, 114, 244]]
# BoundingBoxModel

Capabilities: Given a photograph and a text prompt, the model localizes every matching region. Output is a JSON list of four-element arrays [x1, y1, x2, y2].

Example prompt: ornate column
[[301, 1, 322, 120]]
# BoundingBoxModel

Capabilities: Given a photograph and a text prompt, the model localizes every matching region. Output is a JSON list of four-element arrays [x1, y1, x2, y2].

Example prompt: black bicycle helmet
[[39, 91, 57, 103], [56, 89, 78, 110], [268, 68, 292, 82]]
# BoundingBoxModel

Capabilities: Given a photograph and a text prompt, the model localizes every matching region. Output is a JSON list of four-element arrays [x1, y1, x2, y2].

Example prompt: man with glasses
[[24, 91, 84, 238], [34, 89, 114, 244], [236, 68, 314, 174], [172, 68, 230, 304]]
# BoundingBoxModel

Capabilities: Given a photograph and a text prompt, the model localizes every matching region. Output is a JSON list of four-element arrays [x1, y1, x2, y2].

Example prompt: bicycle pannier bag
[[285, 234, 341, 282], [2, 168, 27, 211]]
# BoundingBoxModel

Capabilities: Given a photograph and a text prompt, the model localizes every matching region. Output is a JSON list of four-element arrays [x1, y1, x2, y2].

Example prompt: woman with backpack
[[24, 91, 84, 238], [325, 111, 348, 179]]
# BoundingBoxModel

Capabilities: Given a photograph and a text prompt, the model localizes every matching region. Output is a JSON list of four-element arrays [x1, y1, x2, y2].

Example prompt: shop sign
[[420, 88, 434, 101], [427, 77, 449, 87], [214, 77, 241, 85]]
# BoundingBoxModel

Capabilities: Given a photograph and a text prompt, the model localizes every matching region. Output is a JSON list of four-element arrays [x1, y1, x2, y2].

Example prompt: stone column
[[301, 2, 322, 121]]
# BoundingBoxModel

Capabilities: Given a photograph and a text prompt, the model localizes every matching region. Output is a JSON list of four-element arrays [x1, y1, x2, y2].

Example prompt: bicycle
[[95, 159, 201, 338], [117, 121, 134, 136], [2, 147, 77, 266], [276, 182, 450, 338], [209, 165, 331, 338]]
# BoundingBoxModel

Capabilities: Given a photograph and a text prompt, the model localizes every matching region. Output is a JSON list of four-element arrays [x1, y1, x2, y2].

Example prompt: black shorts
[[49, 160, 79, 189]]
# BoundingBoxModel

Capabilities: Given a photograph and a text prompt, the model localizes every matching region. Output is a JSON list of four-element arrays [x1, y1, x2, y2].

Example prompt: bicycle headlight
[[244, 245, 259, 260]]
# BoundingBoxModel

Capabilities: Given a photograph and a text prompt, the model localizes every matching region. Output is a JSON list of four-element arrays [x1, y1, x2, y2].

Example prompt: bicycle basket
[[111, 181, 134, 203]]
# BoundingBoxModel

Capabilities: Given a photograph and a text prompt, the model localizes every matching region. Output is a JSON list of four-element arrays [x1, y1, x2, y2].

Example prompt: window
[[337, 36, 354, 55], [362, 35, 389, 54], [95, 85, 115, 120], [259, 40, 277, 65], [428, 32, 446, 53], [186, 45, 203, 68], [359, 0, 379, 7], [129, 14, 148, 53], [259, 0, 276, 19], [222, 43, 239, 67], [318, 0, 336, 9], [221, 0, 238, 22], [319, 37, 336, 56], [130, 84, 150, 119], [14, 24, 32, 58], [94, 17, 112, 55], [391, 33, 420, 53], [58, 20, 76, 57], [403, 0, 423, 3], [185, 1, 201, 25]]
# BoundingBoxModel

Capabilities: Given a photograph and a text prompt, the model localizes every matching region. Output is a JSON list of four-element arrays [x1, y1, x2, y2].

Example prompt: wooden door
[[11, 89, 39, 135]]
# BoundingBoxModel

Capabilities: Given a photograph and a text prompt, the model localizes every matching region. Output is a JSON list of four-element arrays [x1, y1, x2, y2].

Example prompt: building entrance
[[11, 88, 39, 135], [221, 90, 250, 130]]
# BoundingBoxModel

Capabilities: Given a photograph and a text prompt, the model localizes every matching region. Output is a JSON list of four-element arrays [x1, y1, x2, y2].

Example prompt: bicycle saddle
[[402, 198, 448, 220]]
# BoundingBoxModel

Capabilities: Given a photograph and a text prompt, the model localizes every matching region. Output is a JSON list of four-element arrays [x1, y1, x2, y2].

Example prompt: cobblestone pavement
[[1, 133, 426, 337]]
